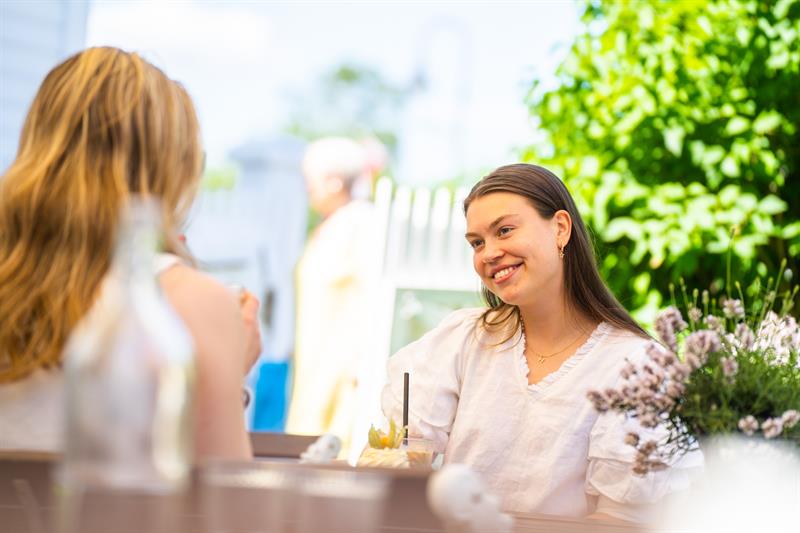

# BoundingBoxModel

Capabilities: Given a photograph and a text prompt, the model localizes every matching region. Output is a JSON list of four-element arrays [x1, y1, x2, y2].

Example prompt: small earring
[[558, 244, 565, 259]]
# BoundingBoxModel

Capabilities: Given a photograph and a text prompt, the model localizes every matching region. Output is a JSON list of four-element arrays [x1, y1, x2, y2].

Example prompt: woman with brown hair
[[382, 163, 700, 522], [0, 47, 259, 459]]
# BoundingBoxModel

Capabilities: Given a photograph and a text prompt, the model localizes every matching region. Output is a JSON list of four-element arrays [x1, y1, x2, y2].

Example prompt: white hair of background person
[[303, 137, 370, 199]]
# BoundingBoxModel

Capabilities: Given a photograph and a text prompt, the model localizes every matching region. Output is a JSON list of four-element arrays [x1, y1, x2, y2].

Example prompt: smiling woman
[[381, 163, 702, 523]]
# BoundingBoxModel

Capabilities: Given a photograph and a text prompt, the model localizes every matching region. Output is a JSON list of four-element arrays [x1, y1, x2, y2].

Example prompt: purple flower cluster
[[654, 306, 687, 352], [737, 415, 758, 436], [588, 303, 800, 475], [746, 410, 800, 439], [721, 297, 745, 319], [754, 311, 800, 366], [683, 330, 721, 370]]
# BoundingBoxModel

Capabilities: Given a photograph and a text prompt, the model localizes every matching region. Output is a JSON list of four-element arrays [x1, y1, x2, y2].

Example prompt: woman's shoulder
[[429, 307, 488, 339], [602, 325, 652, 349], [395, 307, 486, 355], [595, 324, 655, 370], [159, 264, 240, 323]]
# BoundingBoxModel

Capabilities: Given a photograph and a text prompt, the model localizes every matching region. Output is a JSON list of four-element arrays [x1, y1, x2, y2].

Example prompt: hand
[[237, 288, 262, 375]]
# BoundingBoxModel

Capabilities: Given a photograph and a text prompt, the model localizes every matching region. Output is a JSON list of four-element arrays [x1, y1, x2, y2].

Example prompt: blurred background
[[2, 0, 798, 450]]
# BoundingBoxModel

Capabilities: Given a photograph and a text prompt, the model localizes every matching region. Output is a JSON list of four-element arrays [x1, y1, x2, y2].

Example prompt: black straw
[[403, 372, 409, 442]]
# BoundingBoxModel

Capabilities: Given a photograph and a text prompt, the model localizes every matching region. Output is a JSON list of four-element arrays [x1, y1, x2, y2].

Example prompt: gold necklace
[[522, 324, 586, 364]]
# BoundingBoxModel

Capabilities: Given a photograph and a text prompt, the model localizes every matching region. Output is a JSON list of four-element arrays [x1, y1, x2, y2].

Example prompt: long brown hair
[[463, 163, 647, 340], [0, 47, 203, 382]]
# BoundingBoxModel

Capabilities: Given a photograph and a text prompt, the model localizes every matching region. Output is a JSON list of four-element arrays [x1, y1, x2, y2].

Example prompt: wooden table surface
[[0, 449, 642, 533]]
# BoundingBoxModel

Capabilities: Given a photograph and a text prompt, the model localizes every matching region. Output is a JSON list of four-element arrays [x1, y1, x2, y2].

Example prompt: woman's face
[[465, 192, 568, 309]]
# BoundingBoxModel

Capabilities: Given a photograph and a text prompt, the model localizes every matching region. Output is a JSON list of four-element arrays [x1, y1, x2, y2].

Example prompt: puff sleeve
[[381, 308, 481, 453], [586, 407, 704, 522]]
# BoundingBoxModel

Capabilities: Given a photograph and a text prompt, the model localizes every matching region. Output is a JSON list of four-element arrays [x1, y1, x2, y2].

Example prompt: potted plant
[[588, 269, 800, 474]]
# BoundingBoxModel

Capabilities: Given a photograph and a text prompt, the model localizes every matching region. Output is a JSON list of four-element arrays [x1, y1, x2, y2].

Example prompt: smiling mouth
[[492, 265, 520, 283]]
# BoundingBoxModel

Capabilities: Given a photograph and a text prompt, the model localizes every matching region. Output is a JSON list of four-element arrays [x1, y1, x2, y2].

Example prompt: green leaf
[[604, 217, 643, 241], [725, 116, 750, 136], [758, 195, 787, 215], [720, 156, 740, 177], [701, 145, 726, 166], [752, 111, 783, 134], [663, 126, 685, 156], [718, 185, 741, 207], [782, 222, 800, 239], [633, 272, 651, 294]]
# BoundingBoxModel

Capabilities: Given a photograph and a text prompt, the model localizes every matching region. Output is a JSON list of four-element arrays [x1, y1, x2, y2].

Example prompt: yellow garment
[[286, 201, 379, 453]]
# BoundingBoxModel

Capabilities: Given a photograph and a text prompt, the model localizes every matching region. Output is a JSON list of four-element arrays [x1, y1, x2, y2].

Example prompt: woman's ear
[[554, 209, 572, 247]]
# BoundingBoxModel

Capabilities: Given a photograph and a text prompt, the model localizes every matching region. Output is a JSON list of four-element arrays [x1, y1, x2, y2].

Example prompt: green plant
[[588, 270, 800, 474], [524, 0, 800, 320]]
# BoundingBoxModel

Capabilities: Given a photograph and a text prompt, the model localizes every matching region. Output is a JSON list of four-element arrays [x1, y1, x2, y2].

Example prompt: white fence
[[188, 173, 481, 454]]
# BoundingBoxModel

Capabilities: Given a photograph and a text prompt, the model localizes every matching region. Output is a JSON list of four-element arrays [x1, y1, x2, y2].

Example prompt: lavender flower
[[738, 415, 759, 436], [761, 417, 784, 439], [704, 314, 725, 333], [624, 432, 640, 447], [685, 353, 702, 370], [589, 276, 799, 477], [721, 298, 745, 319], [754, 312, 800, 365], [734, 322, 755, 351], [603, 388, 622, 408], [640, 440, 658, 455], [684, 330, 721, 364], [654, 394, 675, 411], [639, 412, 658, 428], [667, 362, 692, 382], [655, 307, 688, 351], [665, 381, 685, 398], [633, 454, 650, 476], [720, 356, 738, 378], [620, 361, 636, 380], [586, 390, 609, 412], [781, 410, 800, 429]]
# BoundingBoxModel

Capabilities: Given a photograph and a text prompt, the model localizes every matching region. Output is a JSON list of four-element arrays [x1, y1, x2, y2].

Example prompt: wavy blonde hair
[[0, 47, 203, 383]]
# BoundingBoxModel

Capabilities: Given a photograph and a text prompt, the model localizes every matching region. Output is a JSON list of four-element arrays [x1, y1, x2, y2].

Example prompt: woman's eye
[[498, 226, 513, 236], [470, 239, 483, 249]]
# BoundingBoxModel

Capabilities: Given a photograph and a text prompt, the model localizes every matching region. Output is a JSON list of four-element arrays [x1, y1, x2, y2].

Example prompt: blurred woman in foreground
[[0, 47, 260, 459]]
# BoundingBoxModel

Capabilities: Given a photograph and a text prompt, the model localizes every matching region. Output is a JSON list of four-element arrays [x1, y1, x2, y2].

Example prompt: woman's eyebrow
[[465, 214, 518, 239]]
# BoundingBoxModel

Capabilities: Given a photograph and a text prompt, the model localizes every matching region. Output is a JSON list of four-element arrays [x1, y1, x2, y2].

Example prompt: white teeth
[[493, 266, 515, 279]]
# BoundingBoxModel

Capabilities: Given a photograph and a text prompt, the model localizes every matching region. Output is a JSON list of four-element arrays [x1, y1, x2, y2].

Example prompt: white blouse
[[381, 308, 702, 522], [0, 253, 184, 453]]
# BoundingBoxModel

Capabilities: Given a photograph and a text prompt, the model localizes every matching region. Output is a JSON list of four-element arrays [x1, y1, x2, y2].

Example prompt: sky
[[86, 0, 582, 185]]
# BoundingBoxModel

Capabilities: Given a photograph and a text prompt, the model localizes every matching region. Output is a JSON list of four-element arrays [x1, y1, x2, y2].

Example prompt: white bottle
[[60, 198, 195, 493]]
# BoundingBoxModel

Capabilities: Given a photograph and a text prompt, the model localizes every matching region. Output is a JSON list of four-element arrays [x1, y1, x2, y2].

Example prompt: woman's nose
[[481, 242, 503, 263]]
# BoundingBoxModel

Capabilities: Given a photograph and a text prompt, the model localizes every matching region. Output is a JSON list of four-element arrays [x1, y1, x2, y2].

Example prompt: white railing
[[350, 176, 479, 463], [187, 174, 482, 449], [375, 176, 475, 290]]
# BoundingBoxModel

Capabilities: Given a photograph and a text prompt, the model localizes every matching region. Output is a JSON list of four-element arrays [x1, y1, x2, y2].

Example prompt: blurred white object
[[658, 435, 800, 533], [300, 433, 342, 464], [427, 464, 512, 533], [61, 199, 195, 492]]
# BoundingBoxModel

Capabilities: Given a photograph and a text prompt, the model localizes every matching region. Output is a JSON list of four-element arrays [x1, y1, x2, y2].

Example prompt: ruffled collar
[[517, 322, 611, 393]]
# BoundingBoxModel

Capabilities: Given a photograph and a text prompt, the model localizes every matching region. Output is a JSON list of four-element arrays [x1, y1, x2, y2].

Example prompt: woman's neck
[[519, 300, 594, 344]]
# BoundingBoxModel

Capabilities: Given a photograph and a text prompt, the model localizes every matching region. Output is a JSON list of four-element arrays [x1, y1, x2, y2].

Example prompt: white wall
[[0, 0, 89, 172]]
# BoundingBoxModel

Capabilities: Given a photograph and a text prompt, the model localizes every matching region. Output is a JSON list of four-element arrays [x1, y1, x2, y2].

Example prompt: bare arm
[[160, 265, 253, 460]]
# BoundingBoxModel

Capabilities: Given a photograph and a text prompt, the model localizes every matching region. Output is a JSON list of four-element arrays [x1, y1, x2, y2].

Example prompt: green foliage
[[201, 165, 237, 192], [524, 0, 800, 320]]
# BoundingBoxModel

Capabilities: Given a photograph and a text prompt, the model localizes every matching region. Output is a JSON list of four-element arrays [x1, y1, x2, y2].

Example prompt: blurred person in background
[[286, 137, 384, 453], [0, 47, 260, 459]]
